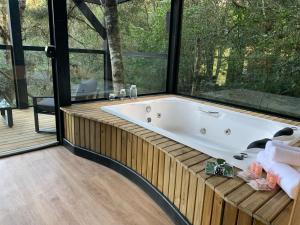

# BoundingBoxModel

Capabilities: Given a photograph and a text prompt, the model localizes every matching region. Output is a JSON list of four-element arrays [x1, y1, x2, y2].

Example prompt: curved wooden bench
[[61, 95, 300, 225]]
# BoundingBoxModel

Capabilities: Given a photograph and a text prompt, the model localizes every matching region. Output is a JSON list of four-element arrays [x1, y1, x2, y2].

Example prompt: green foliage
[[118, 0, 170, 93], [179, 0, 300, 100]]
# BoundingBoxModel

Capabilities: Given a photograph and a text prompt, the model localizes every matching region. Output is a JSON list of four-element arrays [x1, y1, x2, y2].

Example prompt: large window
[[67, 1, 104, 49], [67, 1, 105, 101], [178, 0, 300, 118], [118, 0, 170, 94], [0, 0, 10, 45], [21, 0, 50, 46], [0, 48, 15, 105], [25, 50, 53, 100], [69, 51, 104, 99]]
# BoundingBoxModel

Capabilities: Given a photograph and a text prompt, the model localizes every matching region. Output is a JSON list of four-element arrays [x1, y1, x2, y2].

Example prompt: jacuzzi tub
[[101, 97, 299, 170]]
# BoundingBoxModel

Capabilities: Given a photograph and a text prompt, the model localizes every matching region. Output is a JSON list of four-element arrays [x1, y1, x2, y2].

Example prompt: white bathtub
[[101, 97, 299, 170]]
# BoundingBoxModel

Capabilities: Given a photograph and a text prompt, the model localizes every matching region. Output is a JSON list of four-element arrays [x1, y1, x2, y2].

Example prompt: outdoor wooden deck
[[0, 107, 57, 155]]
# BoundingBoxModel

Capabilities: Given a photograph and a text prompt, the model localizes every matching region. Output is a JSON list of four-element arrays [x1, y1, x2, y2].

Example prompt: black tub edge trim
[[63, 139, 191, 225]]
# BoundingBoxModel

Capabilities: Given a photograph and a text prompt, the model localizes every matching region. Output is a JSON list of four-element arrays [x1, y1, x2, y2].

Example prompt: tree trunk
[[226, 47, 245, 84], [205, 46, 215, 80], [103, 0, 125, 94], [215, 47, 223, 80], [191, 37, 202, 95]]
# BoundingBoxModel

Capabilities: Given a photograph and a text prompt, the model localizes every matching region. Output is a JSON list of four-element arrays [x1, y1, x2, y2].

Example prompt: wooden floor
[[0, 108, 57, 155], [0, 146, 174, 225]]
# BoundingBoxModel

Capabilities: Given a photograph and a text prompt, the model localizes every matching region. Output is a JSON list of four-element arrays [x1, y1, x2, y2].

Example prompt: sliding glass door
[[0, 0, 58, 156]]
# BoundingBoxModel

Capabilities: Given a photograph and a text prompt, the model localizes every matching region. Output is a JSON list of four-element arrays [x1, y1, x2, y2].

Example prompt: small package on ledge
[[248, 178, 274, 191], [237, 161, 263, 182], [205, 159, 235, 178]]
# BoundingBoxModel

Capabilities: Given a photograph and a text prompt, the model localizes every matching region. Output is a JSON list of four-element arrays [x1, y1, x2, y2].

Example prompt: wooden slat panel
[[142, 140, 148, 177], [168, 159, 177, 202], [121, 130, 127, 164], [237, 211, 252, 225], [289, 189, 300, 225], [179, 170, 190, 215], [116, 128, 122, 161], [253, 219, 265, 225], [126, 133, 133, 167], [70, 115, 74, 144], [79, 117, 85, 148], [105, 125, 112, 157], [163, 154, 172, 197], [89, 120, 96, 152], [239, 189, 279, 216], [146, 144, 154, 181], [186, 173, 198, 223], [225, 184, 255, 206], [151, 147, 159, 186], [110, 126, 117, 159], [272, 202, 293, 225], [215, 177, 244, 198], [211, 193, 224, 225], [131, 135, 138, 171], [71, 116, 75, 144], [84, 118, 90, 149], [64, 112, 68, 139], [74, 116, 80, 146], [174, 163, 183, 208], [157, 150, 165, 192], [254, 191, 291, 224], [94, 122, 101, 153], [222, 202, 238, 225], [201, 185, 215, 225], [100, 123, 106, 155], [136, 137, 143, 174]]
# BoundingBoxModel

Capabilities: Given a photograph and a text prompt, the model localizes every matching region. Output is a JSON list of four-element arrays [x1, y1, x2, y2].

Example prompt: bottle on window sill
[[130, 85, 137, 99]]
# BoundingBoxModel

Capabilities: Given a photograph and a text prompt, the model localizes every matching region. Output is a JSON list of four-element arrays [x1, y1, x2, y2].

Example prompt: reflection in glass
[[123, 55, 167, 94], [21, 0, 50, 46], [24, 51, 53, 104], [0, 49, 15, 106], [69, 52, 104, 100]]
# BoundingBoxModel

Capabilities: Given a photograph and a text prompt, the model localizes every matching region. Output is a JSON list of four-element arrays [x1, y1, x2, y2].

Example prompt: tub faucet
[[198, 107, 220, 118]]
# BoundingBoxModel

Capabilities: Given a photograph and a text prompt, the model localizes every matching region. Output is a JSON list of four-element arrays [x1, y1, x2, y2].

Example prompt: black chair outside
[[32, 79, 98, 133], [0, 98, 13, 128]]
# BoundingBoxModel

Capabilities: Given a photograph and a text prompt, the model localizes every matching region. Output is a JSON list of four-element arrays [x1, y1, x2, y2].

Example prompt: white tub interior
[[101, 97, 300, 170]]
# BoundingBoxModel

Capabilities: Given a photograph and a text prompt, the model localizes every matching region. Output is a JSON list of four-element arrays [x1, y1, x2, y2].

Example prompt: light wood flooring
[[0, 146, 174, 225], [0, 108, 57, 155]]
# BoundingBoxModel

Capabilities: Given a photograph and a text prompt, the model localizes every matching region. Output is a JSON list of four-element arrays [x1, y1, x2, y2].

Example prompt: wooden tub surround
[[61, 95, 300, 225]]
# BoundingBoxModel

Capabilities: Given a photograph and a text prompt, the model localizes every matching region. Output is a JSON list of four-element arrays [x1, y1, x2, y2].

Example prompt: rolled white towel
[[265, 140, 300, 166], [256, 150, 300, 199], [273, 129, 300, 146]]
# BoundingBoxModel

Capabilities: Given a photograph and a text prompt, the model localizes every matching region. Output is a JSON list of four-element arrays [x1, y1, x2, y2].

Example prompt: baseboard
[[63, 139, 191, 225]]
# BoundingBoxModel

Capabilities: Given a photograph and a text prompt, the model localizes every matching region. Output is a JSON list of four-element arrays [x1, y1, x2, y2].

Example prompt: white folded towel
[[257, 150, 300, 199], [265, 140, 300, 166]]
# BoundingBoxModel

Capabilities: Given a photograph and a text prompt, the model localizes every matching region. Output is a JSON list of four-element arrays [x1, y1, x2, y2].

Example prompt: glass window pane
[[69, 52, 104, 100], [67, 1, 104, 49], [118, 0, 171, 94], [21, 0, 50, 46], [178, 0, 300, 118], [0, 48, 15, 105], [123, 54, 167, 94], [0, 0, 10, 44], [24, 51, 53, 104]]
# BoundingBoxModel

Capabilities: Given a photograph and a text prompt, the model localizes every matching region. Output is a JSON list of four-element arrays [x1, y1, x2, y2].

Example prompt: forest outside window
[[118, 0, 170, 95], [67, 1, 105, 101], [178, 0, 300, 118]]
